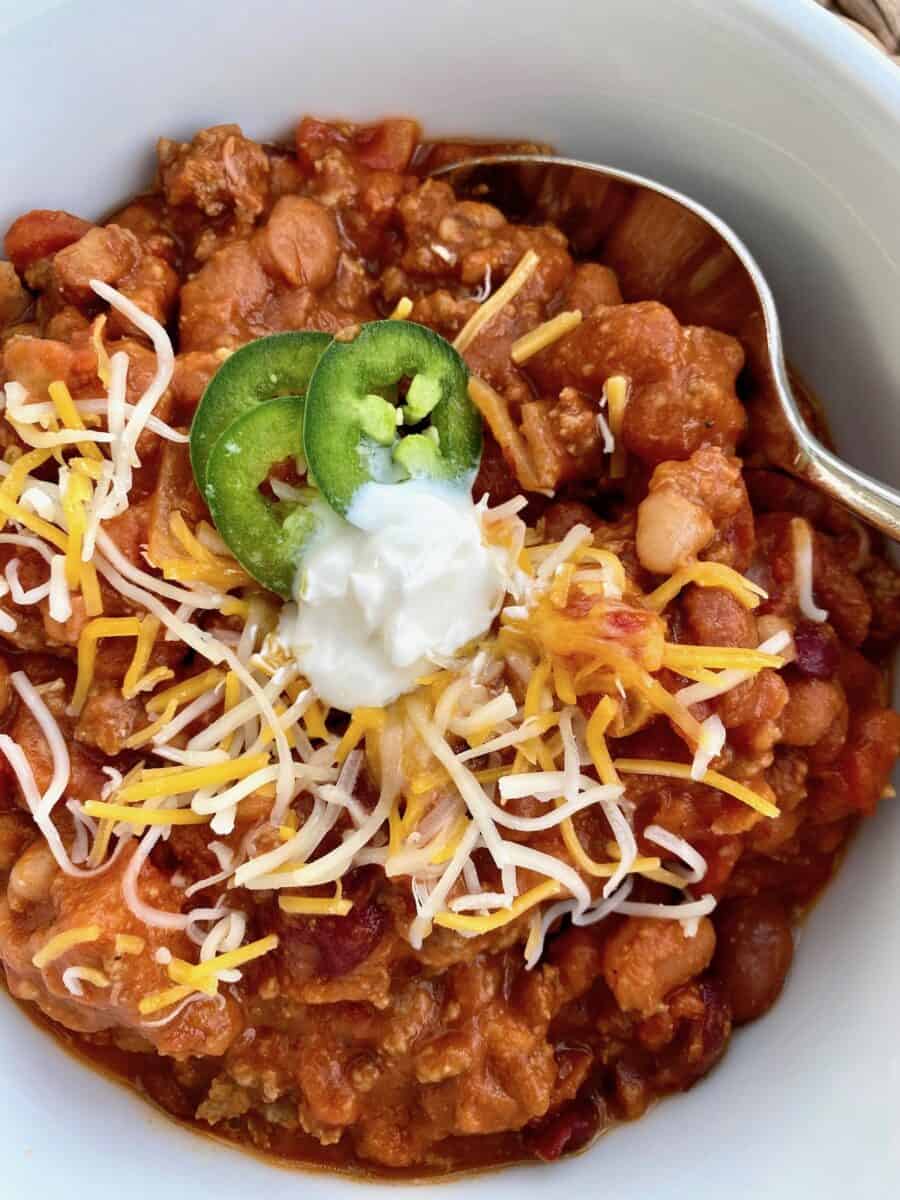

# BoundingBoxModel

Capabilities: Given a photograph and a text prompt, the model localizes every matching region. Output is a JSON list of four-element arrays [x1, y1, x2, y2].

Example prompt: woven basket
[[815, 0, 900, 63]]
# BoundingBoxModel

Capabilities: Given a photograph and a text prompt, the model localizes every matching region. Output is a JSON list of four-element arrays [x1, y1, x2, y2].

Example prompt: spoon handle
[[796, 432, 900, 543], [769, 352, 900, 542]]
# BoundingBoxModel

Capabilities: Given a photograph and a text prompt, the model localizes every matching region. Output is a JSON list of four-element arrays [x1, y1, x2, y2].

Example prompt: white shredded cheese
[[792, 518, 828, 623]]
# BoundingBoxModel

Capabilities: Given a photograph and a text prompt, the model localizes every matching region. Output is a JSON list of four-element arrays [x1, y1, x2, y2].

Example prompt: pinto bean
[[542, 500, 602, 543], [681, 585, 757, 648], [781, 677, 846, 748], [636, 489, 713, 574], [257, 195, 339, 290], [8, 841, 56, 910]]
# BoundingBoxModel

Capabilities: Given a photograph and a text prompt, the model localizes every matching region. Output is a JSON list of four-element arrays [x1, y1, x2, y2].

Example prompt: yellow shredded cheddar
[[90, 315, 112, 389], [524, 657, 552, 718], [167, 935, 279, 988], [82, 801, 210, 827], [61, 470, 92, 589], [122, 615, 162, 699], [389, 296, 414, 320], [605, 375, 629, 478], [335, 707, 386, 764], [279, 890, 353, 916], [302, 697, 328, 741], [662, 644, 786, 673], [71, 456, 104, 480], [549, 560, 576, 609], [510, 309, 582, 364], [0, 492, 68, 551], [644, 562, 766, 613], [78, 560, 104, 617], [70, 617, 143, 714], [552, 658, 577, 705], [428, 814, 471, 864], [138, 984, 195, 1016], [114, 934, 146, 956], [121, 700, 178, 749], [455, 250, 539, 354], [0, 448, 55, 535], [48, 380, 103, 462], [32, 925, 101, 969], [613, 758, 780, 818], [585, 696, 620, 787], [156, 557, 251, 590], [435, 880, 561, 934], [115, 754, 271, 805], [145, 668, 224, 715]]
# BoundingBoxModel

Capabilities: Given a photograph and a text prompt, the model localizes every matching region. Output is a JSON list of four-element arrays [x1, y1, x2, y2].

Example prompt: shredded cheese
[[435, 879, 561, 934], [614, 758, 780, 818], [114, 754, 270, 805], [389, 297, 413, 320], [0, 492, 67, 551], [69, 617, 144, 715], [644, 562, 766, 612], [167, 934, 279, 988], [662, 643, 786, 673], [114, 933, 145, 956], [48, 381, 104, 462], [510, 310, 582, 364], [279, 891, 353, 916], [83, 801, 209, 826], [676, 630, 793, 707], [32, 925, 101, 969], [138, 983, 195, 1016], [469, 375, 543, 492], [61, 965, 110, 996], [792, 518, 828, 622], [605, 376, 629, 478], [122, 616, 168, 699], [454, 249, 539, 354], [0, 448, 55, 523], [335, 707, 386, 764], [145, 668, 224, 715]]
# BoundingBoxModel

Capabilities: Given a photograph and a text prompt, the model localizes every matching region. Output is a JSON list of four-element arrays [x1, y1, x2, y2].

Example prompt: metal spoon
[[432, 154, 900, 541]]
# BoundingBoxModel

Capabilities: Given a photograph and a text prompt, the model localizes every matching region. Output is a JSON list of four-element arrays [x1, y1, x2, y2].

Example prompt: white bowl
[[1, 1, 898, 1196]]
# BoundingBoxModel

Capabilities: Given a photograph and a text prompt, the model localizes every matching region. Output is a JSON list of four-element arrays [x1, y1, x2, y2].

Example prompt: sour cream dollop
[[278, 481, 510, 711]]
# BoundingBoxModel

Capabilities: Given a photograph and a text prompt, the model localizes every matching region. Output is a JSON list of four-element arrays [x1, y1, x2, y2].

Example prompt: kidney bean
[[652, 979, 732, 1090], [793, 620, 840, 679], [524, 1096, 606, 1161], [712, 896, 794, 1024], [278, 866, 388, 979]]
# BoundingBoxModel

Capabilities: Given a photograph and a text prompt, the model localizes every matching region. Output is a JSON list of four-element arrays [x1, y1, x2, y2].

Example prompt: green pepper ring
[[190, 330, 331, 496], [204, 395, 317, 598], [302, 320, 481, 517]]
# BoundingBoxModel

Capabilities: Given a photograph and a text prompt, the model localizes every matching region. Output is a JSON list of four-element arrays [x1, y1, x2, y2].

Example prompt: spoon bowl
[[433, 154, 900, 540]]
